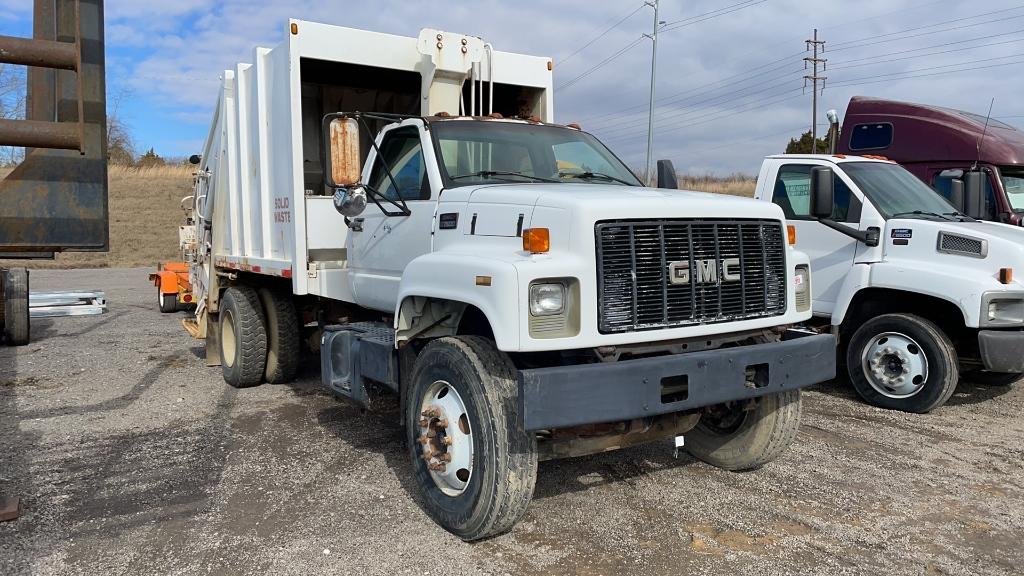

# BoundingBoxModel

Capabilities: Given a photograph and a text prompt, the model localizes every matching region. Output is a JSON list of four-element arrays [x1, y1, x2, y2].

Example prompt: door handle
[[348, 217, 364, 232]]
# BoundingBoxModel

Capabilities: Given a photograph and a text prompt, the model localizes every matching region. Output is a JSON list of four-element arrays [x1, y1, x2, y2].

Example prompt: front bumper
[[978, 330, 1024, 373], [517, 330, 836, 431]]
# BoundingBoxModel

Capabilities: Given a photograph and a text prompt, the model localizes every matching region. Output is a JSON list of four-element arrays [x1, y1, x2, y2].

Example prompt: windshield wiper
[[942, 211, 977, 222], [559, 171, 637, 186], [450, 170, 556, 183], [891, 210, 953, 221]]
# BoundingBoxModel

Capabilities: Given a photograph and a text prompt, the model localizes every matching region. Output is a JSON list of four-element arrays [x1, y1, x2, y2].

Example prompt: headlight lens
[[795, 265, 811, 312], [987, 298, 1024, 324], [529, 283, 565, 316]]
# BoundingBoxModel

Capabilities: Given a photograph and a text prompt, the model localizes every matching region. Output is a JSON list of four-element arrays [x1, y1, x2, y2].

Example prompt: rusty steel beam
[[0, 35, 77, 70], [0, 118, 81, 150]]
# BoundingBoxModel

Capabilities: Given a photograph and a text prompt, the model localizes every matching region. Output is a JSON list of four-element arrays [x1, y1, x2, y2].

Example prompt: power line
[[558, 3, 646, 67], [830, 52, 1024, 86], [592, 69, 803, 133], [828, 57, 1024, 89], [577, 51, 805, 124], [659, 1, 769, 34], [829, 9, 1024, 53], [828, 30, 1024, 69], [556, 37, 645, 92]]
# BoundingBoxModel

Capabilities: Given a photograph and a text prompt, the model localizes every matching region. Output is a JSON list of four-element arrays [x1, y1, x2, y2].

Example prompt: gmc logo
[[668, 258, 741, 285]]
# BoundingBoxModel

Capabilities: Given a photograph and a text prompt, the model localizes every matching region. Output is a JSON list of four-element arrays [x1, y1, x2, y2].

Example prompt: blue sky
[[3, 0, 1024, 173]]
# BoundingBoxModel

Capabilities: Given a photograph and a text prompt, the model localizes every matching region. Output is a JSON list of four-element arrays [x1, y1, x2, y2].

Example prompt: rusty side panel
[[0, 0, 107, 255], [329, 117, 361, 187]]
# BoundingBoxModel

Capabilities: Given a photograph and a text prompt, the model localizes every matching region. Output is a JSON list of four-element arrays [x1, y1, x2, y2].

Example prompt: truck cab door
[[770, 163, 860, 316], [348, 124, 437, 312]]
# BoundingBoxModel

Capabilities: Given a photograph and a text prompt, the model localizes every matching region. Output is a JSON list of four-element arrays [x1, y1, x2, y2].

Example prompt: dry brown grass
[[0, 164, 192, 269], [677, 174, 756, 197]]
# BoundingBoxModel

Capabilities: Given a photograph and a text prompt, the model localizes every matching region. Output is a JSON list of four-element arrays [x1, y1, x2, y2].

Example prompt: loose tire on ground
[[158, 288, 178, 313], [846, 313, 958, 413], [685, 389, 802, 471], [2, 268, 30, 346], [219, 286, 267, 388], [962, 369, 1022, 387], [258, 287, 300, 383], [406, 336, 538, 541]]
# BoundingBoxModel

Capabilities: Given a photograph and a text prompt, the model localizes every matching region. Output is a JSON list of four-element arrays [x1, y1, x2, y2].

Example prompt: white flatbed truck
[[183, 20, 836, 540], [754, 154, 1024, 413]]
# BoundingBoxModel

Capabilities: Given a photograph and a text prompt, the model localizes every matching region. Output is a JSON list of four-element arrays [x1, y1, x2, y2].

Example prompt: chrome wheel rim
[[861, 331, 928, 398], [417, 380, 473, 497]]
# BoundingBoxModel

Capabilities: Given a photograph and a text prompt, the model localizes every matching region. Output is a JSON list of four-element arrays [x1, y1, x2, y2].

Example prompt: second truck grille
[[596, 219, 787, 333]]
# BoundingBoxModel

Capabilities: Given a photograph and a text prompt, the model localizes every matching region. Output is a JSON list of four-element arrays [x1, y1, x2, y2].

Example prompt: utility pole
[[804, 29, 826, 154], [643, 0, 662, 185]]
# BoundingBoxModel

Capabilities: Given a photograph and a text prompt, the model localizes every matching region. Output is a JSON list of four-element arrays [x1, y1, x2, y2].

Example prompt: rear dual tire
[[219, 285, 300, 387], [685, 389, 802, 471]]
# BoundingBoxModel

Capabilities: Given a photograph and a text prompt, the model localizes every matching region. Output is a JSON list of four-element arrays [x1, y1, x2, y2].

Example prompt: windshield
[[841, 162, 958, 219], [1000, 167, 1024, 211], [431, 121, 642, 187]]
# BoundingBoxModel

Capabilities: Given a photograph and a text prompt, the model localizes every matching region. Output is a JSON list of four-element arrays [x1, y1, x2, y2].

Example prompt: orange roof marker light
[[523, 228, 550, 253], [861, 154, 891, 161]]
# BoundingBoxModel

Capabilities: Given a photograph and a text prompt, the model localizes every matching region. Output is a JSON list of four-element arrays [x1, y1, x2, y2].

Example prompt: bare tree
[[0, 63, 27, 166]]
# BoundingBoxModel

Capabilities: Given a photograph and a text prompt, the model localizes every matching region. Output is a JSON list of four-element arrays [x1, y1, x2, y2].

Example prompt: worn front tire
[[406, 336, 537, 541], [846, 313, 958, 413], [219, 286, 267, 388], [258, 287, 300, 383], [685, 389, 802, 471], [2, 268, 29, 346]]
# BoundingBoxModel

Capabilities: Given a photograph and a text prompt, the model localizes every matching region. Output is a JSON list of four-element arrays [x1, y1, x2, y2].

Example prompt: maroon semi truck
[[832, 96, 1024, 225]]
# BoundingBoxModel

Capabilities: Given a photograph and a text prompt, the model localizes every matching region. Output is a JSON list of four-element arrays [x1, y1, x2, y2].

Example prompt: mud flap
[[206, 313, 222, 367]]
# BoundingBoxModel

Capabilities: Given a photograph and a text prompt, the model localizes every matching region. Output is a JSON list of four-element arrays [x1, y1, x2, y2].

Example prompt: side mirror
[[809, 166, 835, 218], [949, 179, 965, 213], [656, 159, 678, 189], [188, 154, 201, 165], [333, 186, 368, 218], [963, 170, 986, 219], [323, 115, 362, 188]]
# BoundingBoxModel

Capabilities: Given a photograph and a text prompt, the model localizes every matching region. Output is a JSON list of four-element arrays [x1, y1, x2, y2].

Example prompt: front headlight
[[795, 265, 811, 312], [987, 298, 1024, 325], [529, 283, 565, 316]]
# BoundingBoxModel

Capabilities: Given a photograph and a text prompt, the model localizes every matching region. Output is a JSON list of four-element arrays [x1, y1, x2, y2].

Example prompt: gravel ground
[[2, 268, 1022, 576]]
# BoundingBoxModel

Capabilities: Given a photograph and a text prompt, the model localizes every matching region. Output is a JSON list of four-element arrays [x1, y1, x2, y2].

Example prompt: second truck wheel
[[406, 336, 537, 542], [846, 313, 959, 413]]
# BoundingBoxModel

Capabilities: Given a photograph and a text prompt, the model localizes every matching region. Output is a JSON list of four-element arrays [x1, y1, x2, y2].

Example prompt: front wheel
[[846, 313, 958, 413], [406, 336, 537, 541], [685, 389, 802, 471]]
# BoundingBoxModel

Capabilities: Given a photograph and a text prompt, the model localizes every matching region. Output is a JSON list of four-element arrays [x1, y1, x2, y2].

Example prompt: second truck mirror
[[656, 159, 678, 189], [325, 117, 362, 188], [962, 171, 986, 219], [809, 166, 835, 218]]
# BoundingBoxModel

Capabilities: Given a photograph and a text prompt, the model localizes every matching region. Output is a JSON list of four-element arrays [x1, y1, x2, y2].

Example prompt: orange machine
[[149, 262, 193, 313]]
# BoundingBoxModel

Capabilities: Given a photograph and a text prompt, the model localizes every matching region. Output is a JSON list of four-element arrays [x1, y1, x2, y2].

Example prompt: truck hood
[[884, 218, 1024, 284], [465, 182, 784, 221]]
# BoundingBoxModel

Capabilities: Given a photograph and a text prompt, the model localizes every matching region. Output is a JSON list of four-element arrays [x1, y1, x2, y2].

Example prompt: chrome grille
[[596, 219, 787, 333]]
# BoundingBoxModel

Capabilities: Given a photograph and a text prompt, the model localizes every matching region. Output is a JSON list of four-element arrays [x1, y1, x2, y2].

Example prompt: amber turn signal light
[[787, 225, 796, 245], [523, 228, 550, 253], [1000, 267, 1013, 284]]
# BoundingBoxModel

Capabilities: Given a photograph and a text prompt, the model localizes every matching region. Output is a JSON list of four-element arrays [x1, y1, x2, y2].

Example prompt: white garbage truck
[[754, 154, 1024, 414], [183, 20, 836, 540]]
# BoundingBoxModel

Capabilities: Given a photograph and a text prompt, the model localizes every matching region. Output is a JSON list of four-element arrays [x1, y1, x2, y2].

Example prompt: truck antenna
[[973, 97, 995, 171]]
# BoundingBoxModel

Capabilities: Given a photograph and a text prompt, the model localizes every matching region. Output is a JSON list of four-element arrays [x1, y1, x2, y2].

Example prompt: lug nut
[[418, 435, 429, 445], [418, 418, 429, 428], [437, 419, 449, 428], [439, 453, 452, 463], [443, 436, 453, 446]]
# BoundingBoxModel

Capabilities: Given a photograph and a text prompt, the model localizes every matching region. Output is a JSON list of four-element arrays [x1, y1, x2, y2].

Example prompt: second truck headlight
[[795, 265, 811, 312], [987, 298, 1024, 325], [529, 283, 565, 316]]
